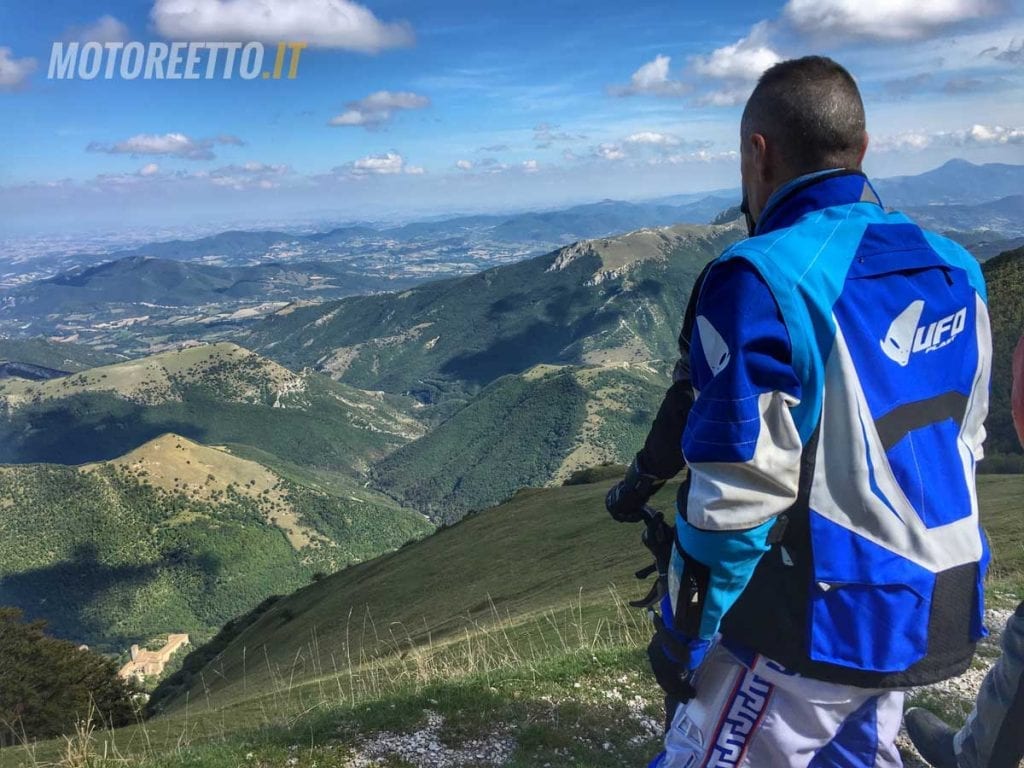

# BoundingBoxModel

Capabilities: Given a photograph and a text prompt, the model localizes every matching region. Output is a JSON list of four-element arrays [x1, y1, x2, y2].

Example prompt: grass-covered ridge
[[240, 224, 742, 400], [0, 434, 432, 652], [0, 342, 423, 469]]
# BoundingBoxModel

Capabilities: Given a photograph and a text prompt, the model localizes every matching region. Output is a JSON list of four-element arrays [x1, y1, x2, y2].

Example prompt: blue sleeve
[[684, 259, 801, 467], [670, 258, 805, 642]]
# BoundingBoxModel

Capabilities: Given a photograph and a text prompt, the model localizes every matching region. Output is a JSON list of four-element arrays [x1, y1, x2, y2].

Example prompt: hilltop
[[873, 159, 1024, 207], [0, 433, 431, 651], [241, 222, 742, 402], [0, 341, 423, 469]]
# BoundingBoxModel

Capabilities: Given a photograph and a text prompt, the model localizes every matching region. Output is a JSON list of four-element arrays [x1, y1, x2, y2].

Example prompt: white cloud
[[522, 159, 539, 173], [0, 47, 37, 91], [328, 90, 430, 128], [477, 157, 508, 173], [87, 133, 244, 160], [151, 0, 414, 52], [138, 163, 161, 176], [689, 22, 780, 108], [624, 132, 681, 147], [874, 123, 1024, 151], [666, 149, 739, 164], [353, 152, 405, 175], [66, 15, 130, 43], [209, 162, 291, 189], [455, 159, 473, 171], [338, 151, 423, 177], [695, 85, 754, 107], [784, 0, 995, 41], [610, 54, 691, 97], [692, 22, 781, 81], [595, 143, 626, 161]]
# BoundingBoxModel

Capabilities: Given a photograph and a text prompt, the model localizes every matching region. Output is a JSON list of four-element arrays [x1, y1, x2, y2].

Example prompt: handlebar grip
[[641, 504, 662, 524]]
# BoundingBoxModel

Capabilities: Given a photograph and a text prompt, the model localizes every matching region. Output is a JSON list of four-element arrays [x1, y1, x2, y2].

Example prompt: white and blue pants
[[650, 644, 905, 767]]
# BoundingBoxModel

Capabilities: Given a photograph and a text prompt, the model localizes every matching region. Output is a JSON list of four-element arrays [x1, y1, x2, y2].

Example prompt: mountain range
[[241, 222, 742, 403], [873, 159, 1024, 207], [2, 177, 1022, 662]]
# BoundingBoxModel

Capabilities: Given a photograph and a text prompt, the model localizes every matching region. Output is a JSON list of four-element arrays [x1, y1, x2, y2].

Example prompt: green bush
[[0, 607, 136, 746]]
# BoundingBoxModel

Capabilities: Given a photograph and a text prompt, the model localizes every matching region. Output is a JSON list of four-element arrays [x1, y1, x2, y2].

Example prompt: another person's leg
[[906, 600, 1024, 768], [958, 601, 1024, 767]]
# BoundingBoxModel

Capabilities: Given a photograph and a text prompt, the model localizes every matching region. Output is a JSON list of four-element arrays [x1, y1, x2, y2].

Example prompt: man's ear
[[749, 132, 770, 183], [857, 131, 869, 167]]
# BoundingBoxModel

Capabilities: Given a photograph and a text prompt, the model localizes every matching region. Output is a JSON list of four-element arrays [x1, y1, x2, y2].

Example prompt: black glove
[[605, 454, 666, 523], [647, 635, 698, 704]]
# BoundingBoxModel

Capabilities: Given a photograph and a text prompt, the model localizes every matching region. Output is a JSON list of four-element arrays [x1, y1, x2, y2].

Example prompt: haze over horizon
[[2, 0, 1023, 235]]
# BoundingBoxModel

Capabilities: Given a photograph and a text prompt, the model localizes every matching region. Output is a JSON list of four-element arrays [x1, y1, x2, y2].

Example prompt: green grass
[[972, 473, 1024, 597], [3, 473, 1020, 767]]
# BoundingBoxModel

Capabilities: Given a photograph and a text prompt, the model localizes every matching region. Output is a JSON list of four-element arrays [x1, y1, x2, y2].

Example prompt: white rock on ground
[[344, 712, 515, 768]]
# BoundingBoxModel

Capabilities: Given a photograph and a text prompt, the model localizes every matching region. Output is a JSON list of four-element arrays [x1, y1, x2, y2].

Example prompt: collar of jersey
[[755, 168, 883, 236]]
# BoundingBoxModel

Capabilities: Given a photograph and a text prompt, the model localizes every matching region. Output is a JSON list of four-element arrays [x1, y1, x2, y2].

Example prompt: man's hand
[[606, 454, 666, 523], [647, 634, 709, 704]]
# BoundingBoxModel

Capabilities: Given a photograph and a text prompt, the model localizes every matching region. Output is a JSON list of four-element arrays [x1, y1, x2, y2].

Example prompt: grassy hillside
[[0, 341, 423, 469], [141, 467, 682, 721], [983, 246, 1024, 455], [0, 434, 431, 651], [5, 471, 1014, 767], [373, 364, 668, 521], [240, 223, 742, 401], [0, 336, 122, 372], [149, 472, 1022, 713]]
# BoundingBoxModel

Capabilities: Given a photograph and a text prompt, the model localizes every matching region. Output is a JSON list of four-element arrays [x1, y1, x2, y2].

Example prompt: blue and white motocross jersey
[[673, 170, 991, 687]]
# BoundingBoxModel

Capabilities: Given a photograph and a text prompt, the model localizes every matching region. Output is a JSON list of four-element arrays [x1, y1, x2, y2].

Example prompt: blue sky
[[1, 0, 1023, 235]]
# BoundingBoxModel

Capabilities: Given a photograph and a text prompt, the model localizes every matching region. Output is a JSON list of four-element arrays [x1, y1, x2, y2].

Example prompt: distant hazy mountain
[[874, 159, 1024, 207], [483, 197, 738, 242], [0, 336, 122, 372], [240, 222, 744, 402], [903, 195, 1024, 239], [1, 255, 417, 319], [950, 234, 1024, 262], [45, 199, 738, 273]]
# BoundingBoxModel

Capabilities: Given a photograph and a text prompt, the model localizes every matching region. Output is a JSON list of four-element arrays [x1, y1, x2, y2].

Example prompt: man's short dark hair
[[742, 56, 866, 175]]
